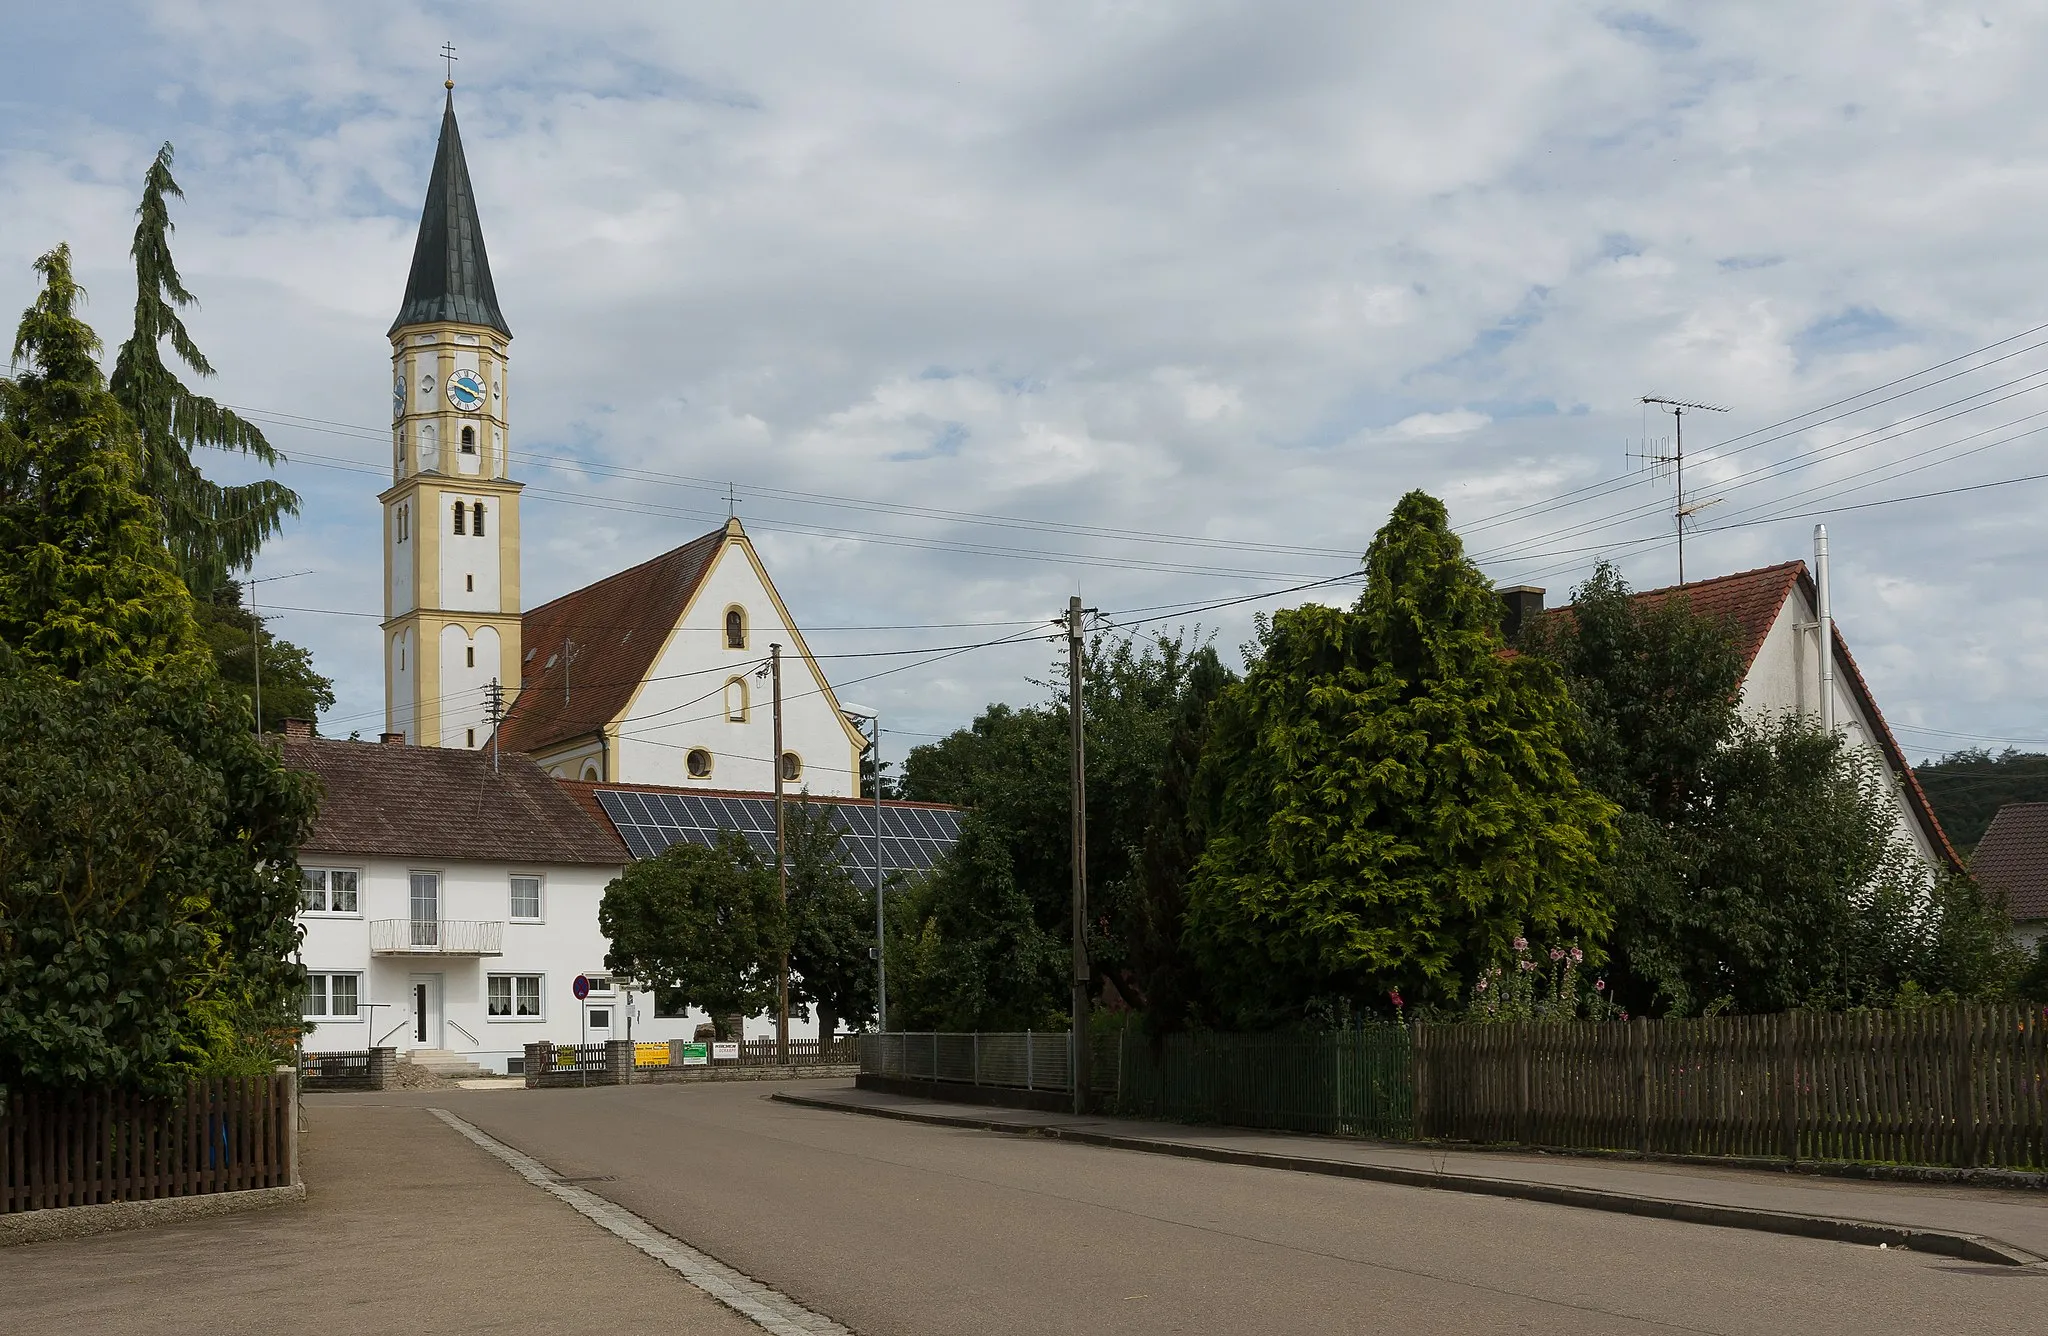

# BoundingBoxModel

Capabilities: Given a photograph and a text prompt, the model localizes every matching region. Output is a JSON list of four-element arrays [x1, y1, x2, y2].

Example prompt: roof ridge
[[1630, 559, 1805, 601], [522, 526, 726, 621]]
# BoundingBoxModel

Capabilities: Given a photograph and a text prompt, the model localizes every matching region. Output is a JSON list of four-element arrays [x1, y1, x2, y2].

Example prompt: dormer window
[[460, 425, 476, 454], [725, 607, 747, 649], [452, 501, 466, 536]]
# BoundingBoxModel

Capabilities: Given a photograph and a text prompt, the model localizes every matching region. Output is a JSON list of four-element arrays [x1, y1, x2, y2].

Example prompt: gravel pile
[[389, 1061, 462, 1090]]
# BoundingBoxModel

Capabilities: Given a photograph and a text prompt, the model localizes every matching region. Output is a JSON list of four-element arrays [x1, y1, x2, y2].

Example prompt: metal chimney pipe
[[1814, 524, 1835, 734]]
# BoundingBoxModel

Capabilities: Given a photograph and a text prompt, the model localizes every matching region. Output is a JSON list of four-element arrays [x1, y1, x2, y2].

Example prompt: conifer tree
[[109, 143, 297, 597], [1185, 491, 1617, 1024]]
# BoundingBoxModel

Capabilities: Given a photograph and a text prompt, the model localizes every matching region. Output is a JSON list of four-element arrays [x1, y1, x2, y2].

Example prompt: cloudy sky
[[4, 2, 2047, 762]]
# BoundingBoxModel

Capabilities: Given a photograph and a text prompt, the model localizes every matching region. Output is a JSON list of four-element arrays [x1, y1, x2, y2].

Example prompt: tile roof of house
[[496, 526, 728, 756], [1968, 802, 2048, 922], [1538, 560, 1960, 869], [278, 736, 628, 865]]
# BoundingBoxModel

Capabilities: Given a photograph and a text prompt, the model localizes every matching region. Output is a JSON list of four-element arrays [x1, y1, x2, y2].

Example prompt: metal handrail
[[368, 918, 504, 955], [447, 1020, 480, 1047], [376, 1020, 411, 1046]]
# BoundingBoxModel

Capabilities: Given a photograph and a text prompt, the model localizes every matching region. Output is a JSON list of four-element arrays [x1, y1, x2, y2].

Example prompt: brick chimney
[[380, 731, 407, 746], [281, 718, 313, 740], [1499, 586, 1545, 644]]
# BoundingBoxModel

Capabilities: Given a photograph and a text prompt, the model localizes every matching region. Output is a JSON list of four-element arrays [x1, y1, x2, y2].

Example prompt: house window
[[725, 607, 746, 649], [581, 761, 602, 782], [725, 677, 748, 722], [585, 976, 615, 995], [466, 574, 474, 592], [781, 751, 803, 782], [686, 748, 713, 779], [301, 868, 360, 915], [452, 500, 466, 536], [487, 973, 544, 1019], [460, 425, 476, 453], [509, 875, 542, 921], [473, 503, 486, 537], [303, 973, 362, 1019]]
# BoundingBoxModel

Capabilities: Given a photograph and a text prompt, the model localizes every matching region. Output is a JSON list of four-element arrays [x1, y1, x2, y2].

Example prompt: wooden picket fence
[[2, 1074, 296, 1214], [1414, 1005, 2048, 1169]]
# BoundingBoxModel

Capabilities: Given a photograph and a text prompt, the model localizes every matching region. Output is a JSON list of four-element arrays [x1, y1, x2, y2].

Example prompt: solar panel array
[[594, 789, 965, 890]]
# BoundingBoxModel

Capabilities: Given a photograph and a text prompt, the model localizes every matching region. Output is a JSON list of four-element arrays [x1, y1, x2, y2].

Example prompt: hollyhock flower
[[1389, 989, 1404, 1009], [1475, 977, 1488, 992], [1570, 946, 1584, 964], [1594, 979, 1606, 991], [1518, 959, 1536, 972], [1550, 948, 1565, 962], [1513, 936, 1529, 953]]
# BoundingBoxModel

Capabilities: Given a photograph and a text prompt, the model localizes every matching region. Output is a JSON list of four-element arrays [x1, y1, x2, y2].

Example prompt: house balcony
[[369, 919, 504, 956]]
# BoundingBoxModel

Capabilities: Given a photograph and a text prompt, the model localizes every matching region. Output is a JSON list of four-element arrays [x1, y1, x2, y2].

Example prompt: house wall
[[296, 852, 771, 1073], [608, 540, 864, 795], [1740, 590, 1939, 866]]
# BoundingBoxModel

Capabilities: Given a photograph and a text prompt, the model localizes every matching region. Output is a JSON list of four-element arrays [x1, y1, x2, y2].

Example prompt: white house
[[283, 728, 710, 1074], [1505, 536, 1959, 871]]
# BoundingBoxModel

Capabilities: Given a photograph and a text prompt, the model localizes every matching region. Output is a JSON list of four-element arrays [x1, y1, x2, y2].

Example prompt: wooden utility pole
[[1066, 597, 1091, 1114], [772, 642, 788, 1063]]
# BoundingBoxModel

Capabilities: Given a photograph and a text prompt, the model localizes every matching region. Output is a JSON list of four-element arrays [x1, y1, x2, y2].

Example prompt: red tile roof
[[1970, 802, 2048, 922], [279, 736, 629, 864], [497, 526, 726, 756]]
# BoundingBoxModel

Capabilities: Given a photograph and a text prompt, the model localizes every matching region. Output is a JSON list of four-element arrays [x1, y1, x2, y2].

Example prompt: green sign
[[681, 1042, 709, 1066]]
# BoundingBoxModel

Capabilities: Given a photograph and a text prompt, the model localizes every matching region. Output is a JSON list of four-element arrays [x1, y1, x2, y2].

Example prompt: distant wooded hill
[[1913, 749, 2048, 856]]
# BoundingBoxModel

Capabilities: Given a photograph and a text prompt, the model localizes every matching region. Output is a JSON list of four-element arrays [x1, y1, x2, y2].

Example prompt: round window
[[780, 752, 802, 782], [686, 748, 713, 779]]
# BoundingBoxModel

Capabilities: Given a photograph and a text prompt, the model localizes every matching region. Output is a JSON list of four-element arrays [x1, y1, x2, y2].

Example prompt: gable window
[[686, 748, 713, 779], [780, 751, 803, 783], [460, 424, 476, 453], [301, 868, 360, 915], [452, 500, 466, 536], [487, 973, 543, 1019], [510, 875, 542, 921], [725, 607, 747, 649], [303, 973, 362, 1019], [724, 677, 749, 723], [473, 502, 486, 537]]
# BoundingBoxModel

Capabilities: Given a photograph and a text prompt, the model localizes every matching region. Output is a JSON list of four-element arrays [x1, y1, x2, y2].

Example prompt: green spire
[[391, 91, 510, 336]]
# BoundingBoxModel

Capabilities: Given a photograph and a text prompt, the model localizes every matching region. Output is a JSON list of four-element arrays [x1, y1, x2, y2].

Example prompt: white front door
[[408, 974, 443, 1049]]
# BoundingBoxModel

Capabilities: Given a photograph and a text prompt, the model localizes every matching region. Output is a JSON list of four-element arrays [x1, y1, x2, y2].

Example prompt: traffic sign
[[572, 974, 590, 1001]]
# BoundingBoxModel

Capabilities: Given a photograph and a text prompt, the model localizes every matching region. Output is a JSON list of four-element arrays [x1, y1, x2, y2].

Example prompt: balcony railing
[[368, 918, 504, 956]]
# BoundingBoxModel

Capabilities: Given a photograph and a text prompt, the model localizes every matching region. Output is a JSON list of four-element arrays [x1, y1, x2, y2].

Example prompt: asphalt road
[[396, 1080, 2046, 1336]]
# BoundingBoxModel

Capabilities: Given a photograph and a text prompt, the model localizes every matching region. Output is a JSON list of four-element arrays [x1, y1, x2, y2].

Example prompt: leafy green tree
[[885, 813, 1068, 1032], [192, 580, 334, 731], [1186, 491, 1618, 1025], [783, 798, 877, 1033], [0, 249, 316, 1095], [109, 144, 296, 598], [1, 246, 202, 676], [599, 833, 788, 1040], [1914, 747, 2048, 855]]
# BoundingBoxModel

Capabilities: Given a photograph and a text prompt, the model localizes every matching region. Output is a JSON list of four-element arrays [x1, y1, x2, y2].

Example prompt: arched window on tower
[[725, 607, 747, 649], [460, 425, 476, 454], [452, 500, 466, 536], [724, 677, 748, 722], [473, 502, 486, 537]]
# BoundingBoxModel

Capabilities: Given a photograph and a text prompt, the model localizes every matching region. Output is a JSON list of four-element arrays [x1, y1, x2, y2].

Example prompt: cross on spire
[[441, 41, 458, 89], [726, 481, 742, 519]]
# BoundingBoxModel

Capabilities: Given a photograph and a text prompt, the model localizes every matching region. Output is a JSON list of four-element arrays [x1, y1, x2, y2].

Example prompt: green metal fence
[[1106, 1027, 1414, 1140]]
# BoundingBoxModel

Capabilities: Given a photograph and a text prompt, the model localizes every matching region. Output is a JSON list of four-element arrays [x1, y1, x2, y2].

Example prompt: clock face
[[446, 368, 487, 413], [393, 373, 405, 420]]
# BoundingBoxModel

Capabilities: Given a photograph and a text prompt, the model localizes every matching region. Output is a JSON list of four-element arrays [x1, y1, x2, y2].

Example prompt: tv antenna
[[1637, 396, 1729, 585], [483, 678, 506, 773]]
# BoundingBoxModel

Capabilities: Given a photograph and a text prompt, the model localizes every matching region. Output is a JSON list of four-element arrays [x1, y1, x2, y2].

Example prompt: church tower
[[382, 89, 522, 749]]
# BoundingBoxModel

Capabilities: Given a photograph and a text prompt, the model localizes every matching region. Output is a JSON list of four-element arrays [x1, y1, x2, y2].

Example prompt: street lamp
[[841, 702, 886, 1034]]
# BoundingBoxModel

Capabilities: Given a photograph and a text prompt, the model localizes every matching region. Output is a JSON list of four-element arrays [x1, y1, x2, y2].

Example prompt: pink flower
[[1594, 979, 1606, 992], [1549, 948, 1565, 962], [1389, 989, 1404, 1009], [1513, 936, 1529, 953], [1518, 959, 1536, 972], [1619, 1011, 1629, 1021], [1570, 946, 1584, 964], [1475, 977, 1488, 993]]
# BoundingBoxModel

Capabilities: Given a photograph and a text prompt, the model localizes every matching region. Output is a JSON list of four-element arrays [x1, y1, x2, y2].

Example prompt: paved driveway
[[408, 1079, 2047, 1336]]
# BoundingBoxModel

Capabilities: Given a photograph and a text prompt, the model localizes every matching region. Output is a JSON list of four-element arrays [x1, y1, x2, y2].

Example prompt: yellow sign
[[635, 1042, 670, 1067]]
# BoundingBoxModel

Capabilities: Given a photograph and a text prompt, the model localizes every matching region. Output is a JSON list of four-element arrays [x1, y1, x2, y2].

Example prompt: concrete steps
[[404, 1048, 488, 1078]]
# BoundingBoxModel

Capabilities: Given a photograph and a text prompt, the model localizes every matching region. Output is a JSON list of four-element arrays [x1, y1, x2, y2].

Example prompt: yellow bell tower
[[382, 88, 522, 749]]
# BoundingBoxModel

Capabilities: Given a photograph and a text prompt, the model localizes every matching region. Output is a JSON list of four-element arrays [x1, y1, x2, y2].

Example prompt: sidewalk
[[0, 1102, 761, 1335], [774, 1084, 2048, 1268]]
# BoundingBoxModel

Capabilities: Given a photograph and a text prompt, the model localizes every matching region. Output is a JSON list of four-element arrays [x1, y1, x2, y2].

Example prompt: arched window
[[686, 748, 713, 779], [473, 502, 486, 537], [452, 500, 466, 536], [581, 761, 602, 782], [725, 607, 747, 649], [780, 751, 802, 782], [724, 677, 749, 723], [460, 424, 476, 453]]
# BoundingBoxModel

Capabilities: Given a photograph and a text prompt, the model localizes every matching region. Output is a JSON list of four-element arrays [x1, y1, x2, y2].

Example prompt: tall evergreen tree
[[1186, 491, 1617, 1025], [109, 143, 297, 598]]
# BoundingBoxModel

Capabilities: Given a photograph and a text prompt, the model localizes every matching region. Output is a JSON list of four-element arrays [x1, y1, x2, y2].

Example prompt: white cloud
[[3, 1, 2047, 750]]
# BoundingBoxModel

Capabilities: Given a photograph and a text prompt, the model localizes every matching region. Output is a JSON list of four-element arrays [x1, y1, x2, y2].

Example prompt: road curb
[[770, 1091, 2044, 1269], [0, 1183, 305, 1248]]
